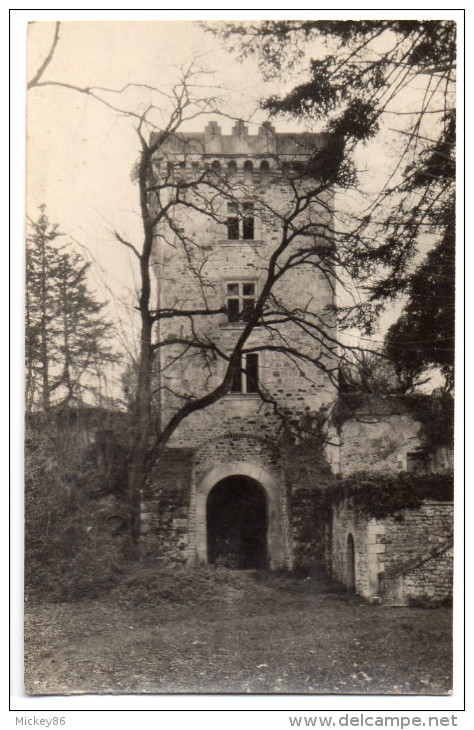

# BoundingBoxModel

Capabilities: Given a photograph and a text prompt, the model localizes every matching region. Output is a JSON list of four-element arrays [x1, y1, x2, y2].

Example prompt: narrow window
[[226, 283, 241, 322], [231, 361, 243, 392], [242, 202, 255, 240], [211, 160, 221, 179], [241, 282, 255, 321], [226, 203, 239, 240], [230, 354, 259, 394], [243, 160, 254, 185], [245, 354, 259, 393], [260, 160, 270, 187], [227, 160, 237, 180]]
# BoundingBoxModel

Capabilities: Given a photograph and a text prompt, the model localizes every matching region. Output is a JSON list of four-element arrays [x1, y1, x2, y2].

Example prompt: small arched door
[[345, 533, 356, 592], [207, 475, 268, 569]]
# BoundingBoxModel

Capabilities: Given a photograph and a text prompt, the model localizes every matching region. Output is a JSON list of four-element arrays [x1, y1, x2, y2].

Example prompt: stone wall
[[334, 396, 454, 476], [141, 432, 336, 573], [140, 448, 194, 562], [331, 497, 380, 596], [153, 124, 337, 451], [289, 487, 332, 576], [381, 542, 453, 606], [283, 440, 334, 575], [339, 412, 423, 475], [188, 432, 291, 569], [331, 495, 454, 604]]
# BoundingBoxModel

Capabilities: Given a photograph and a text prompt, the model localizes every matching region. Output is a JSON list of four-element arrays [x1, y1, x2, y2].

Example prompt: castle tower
[[141, 122, 337, 571]]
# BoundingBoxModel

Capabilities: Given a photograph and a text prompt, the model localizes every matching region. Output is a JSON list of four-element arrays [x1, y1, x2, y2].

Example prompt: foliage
[[213, 20, 456, 367], [331, 470, 453, 519], [330, 392, 454, 453], [401, 392, 454, 453], [26, 22, 456, 551], [338, 350, 417, 396], [25, 207, 115, 411], [110, 563, 245, 609], [385, 208, 455, 391], [25, 410, 131, 602]]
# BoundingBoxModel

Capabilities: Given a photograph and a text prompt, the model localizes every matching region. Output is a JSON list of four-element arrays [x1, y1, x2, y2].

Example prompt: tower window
[[227, 160, 238, 180], [243, 160, 254, 185], [260, 160, 270, 187], [231, 353, 259, 394], [225, 202, 255, 241], [226, 203, 239, 240], [246, 353, 259, 393], [242, 203, 254, 240], [226, 282, 256, 323], [210, 160, 221, 179]]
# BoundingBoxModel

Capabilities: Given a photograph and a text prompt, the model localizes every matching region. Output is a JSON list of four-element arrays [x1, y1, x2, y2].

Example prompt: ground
[[24, 566, 452, 695]]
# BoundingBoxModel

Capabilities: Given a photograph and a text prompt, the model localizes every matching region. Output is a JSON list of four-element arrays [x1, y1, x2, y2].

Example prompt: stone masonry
[[143, 121, 337, 571], [331, 402, 453, 603], [140, 122, 453, 604]]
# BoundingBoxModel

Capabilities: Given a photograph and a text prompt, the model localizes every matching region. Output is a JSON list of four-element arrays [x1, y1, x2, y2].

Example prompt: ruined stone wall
[[140, 448, 194, 562], [335, 397, 454, 476], [331, 496, 454, 603], [339, 412, 423, 475]]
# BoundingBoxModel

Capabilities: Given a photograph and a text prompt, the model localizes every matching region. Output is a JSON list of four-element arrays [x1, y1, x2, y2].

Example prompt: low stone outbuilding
[[330, 395, 453, 605]]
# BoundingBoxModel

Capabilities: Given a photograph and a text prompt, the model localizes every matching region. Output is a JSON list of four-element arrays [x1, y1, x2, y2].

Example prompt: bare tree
[[211, 20, 456, 366], [26, 23, 394, 548]]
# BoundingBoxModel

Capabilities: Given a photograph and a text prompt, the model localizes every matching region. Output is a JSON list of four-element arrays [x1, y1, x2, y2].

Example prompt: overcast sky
[[27, 21, 313, 308]]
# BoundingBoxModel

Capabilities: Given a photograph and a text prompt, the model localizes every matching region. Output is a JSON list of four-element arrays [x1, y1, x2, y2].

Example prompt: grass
[[24, 563, 452, 695]]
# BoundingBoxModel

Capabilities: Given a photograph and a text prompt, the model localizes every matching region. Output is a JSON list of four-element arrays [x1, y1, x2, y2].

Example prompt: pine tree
[[25, 208, 115, 411], [25, 208, 62, 411]]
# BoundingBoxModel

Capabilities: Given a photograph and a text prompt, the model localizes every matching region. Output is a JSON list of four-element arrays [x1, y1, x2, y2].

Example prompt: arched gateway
[[192, 461, 285, 569], [207, 476, 268, 569]]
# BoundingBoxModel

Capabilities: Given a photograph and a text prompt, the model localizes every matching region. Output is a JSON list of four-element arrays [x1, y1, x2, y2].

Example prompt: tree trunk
[[39, 235, 50, 411], [126, 312, 154, 551]]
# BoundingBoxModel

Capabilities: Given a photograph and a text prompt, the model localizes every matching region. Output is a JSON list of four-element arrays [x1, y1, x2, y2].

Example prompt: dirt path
[[24, 569, 452, 695]]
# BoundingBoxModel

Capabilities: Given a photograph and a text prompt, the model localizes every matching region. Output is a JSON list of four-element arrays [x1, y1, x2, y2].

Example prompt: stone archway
[[207, 476, 268, 569], [192, 461, 285, 569]]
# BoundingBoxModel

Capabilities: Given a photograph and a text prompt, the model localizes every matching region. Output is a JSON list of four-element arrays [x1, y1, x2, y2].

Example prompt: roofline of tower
[[151, 121, 330, 157]]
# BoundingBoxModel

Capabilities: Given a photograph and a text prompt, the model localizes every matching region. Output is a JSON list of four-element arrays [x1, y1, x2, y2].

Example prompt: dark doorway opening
[[345, 533, 356, 592], [207, 475, 268, 569]]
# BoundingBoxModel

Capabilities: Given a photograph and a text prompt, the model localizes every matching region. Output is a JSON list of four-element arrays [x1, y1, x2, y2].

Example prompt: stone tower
[[141, 121, 337, 571]]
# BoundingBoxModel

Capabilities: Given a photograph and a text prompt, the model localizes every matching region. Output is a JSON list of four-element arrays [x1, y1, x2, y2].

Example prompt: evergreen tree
[[25, 208, 62, 411], [25, 208, 115, 411], [385, 214, 455, 391], [213, 20, 456, 378]]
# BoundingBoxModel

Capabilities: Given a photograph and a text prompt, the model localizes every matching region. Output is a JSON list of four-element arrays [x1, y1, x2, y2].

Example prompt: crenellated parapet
[[151, 121, 330, 185]]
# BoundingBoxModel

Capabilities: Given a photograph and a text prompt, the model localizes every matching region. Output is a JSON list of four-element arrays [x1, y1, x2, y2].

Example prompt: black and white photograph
[[19, 13, 459, 702]]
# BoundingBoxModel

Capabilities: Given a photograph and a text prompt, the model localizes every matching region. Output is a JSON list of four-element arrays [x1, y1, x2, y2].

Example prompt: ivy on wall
[[330, 470, 454, 519]]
